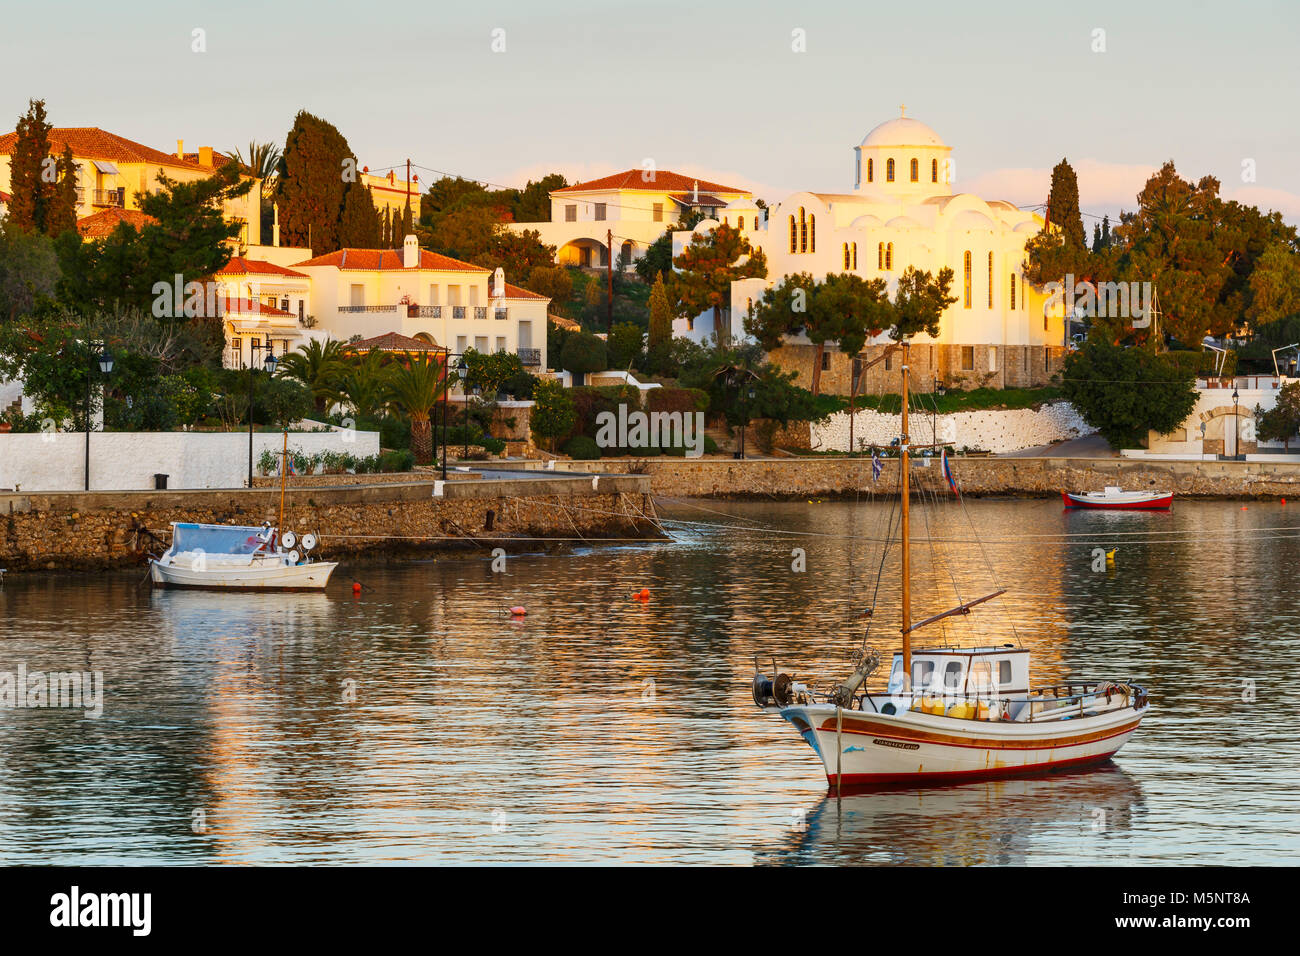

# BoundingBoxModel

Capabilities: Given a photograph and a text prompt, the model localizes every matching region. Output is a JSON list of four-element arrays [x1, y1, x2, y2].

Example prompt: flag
[[941, 448, 959, 497], [871, 450, 882, 482], [283, 453, 296, 476]]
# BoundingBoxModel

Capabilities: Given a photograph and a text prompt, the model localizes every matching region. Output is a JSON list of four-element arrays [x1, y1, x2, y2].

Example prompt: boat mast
[[900, 342, 912, 680]]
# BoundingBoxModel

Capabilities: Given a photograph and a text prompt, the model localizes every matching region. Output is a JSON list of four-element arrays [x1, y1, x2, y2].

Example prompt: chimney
[[199, 146, 213, 168], [403, 234, 419, 269], [176, 139, 185, 160], [693, 180, 698, 202], [493, 267, 505, 300]]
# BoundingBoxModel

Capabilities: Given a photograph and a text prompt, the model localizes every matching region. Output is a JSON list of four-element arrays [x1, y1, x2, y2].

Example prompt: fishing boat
[[752, 342, 1151, 790], [1061, 487, 1173, 510], [150, 522, 337, 590]]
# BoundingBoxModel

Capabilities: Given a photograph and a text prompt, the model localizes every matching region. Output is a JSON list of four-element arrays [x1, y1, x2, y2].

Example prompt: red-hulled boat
[[1061, 487, 1173, 510]]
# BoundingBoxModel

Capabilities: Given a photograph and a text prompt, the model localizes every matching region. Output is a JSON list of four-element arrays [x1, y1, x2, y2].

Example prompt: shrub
[[647, 386, 709, 415], [563, 435, 602, 460], [560, 331, 608, 380], [379, 448, 416, 472]]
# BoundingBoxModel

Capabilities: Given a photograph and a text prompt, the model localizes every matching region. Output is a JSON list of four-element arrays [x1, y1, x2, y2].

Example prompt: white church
[[672, 111, 1067, 394]]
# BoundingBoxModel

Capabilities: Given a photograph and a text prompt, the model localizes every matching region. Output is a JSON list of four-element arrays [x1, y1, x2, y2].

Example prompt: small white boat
[[150, 522, 337, 590], [1062, 486, 1173, 510]]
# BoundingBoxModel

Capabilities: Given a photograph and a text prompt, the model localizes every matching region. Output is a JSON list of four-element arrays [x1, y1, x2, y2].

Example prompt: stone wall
[[810, 401, 1090, 454], [0, 475, 658, 573]]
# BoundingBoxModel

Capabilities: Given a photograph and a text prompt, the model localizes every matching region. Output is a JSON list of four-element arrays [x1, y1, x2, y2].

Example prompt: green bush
[[379, 448, 416, 472], [563, 435, 602, 460]]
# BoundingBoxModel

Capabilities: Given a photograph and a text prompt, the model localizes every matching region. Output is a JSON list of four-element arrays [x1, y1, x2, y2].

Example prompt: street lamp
[[248, 343, 277, 487], [740, 384, 755, 459], [84, 345, 113, 490], [1232, 386, 1240, 460], [467, 385, 481, 461]]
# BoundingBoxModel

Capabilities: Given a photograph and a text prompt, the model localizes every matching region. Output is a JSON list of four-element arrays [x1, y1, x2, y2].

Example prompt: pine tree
[[648, 273, 673, 347], [46, 145, 79, 236], [1100, 214, 1112, 250], [275, 110, 357, 253], [1092, 223, 1102, 252], [1046, 158, 1086, 249], [6, 99, 55, 233], [338, 180, 380, 247]]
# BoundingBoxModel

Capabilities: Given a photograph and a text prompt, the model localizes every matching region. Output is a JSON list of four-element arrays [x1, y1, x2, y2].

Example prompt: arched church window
[[799, 208, 807, 253], [963, 251, 972, 308], [738, 216, 745, 230], [867, 158, 873, 183], [843, 244, 850, 270], [878, 242, 884, 270], [810, 214, 815, 252], [931, 158, 938, 183], [886, 242, 893, 271], [1021, 275, 1026, 310], [886, 158, 895, 182], [910, 158, 919, 182], [789, 215, 796, 253], [1010, 272, 1016, 310], [852, 243, 858, 270], [988, 252, 994, 308]]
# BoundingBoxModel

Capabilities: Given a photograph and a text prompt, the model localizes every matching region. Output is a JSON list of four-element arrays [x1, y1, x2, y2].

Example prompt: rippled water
[[1, 496, 1296, 864]]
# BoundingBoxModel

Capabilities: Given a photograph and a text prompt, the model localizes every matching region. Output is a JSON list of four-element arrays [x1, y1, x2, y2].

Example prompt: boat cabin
[[885, 645, 1029, 697]]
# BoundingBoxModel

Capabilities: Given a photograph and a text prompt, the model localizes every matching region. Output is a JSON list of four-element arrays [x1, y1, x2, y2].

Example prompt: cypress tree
[[1046, 158, 1086, 249], [46, 145, 80, 236], [7, 99, 54, 233], [338, 180, 380, 247], [275, 110, 357, 253], [648, 272, 673, 347]]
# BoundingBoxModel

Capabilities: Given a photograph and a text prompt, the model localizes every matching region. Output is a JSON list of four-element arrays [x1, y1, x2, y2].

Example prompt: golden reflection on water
[[0, 498, 1296, 864]]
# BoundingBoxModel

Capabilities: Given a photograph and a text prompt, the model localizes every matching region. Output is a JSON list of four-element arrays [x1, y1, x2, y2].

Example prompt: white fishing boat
[[1061, 487, 1173, 510], [150, 522, 337, 590], [752, 342, 1151, 790]]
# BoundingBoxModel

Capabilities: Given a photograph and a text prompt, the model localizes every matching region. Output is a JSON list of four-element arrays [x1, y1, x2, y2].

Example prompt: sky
[[3, 0, 1298, 226]]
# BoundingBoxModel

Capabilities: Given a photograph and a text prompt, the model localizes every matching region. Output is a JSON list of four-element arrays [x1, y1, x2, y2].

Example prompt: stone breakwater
[[0, 475, 659, 573], [534, 456, 1300, 501], [810, 401, 1091, 455]]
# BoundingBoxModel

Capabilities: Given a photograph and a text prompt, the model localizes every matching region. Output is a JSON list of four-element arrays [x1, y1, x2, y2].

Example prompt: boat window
[[911, 660, 934, 691], [943, 661, 963, 689], [968, 661, 993, 691], [999, 660, 1012, 685]]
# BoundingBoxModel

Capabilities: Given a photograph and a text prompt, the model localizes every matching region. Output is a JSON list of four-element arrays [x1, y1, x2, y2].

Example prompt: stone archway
[[557, 238, 608, 268], [1199, 405, 1256, 457]]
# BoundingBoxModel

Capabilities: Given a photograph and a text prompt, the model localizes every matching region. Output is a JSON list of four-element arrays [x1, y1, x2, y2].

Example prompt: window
[[962, 251, 971, 308], [1044, 315, 1049, 331], [969, 662, 993, 691], [474, 336, 488, 352], [886, 242, 893, 270], [852, 242, 858, 270], [738, 216, 745, 230], [231, 337, 241, 354], [429, 283, 440, 305], [910, 157, 919, 182], [931, 158, 938, 183], [456, 335, 467, 353], [885, 354, 893, 371], [565, 204, 576, 222], [961, 346, 974, 371], [799, 208, 806, 253], [469, 286, 479, 307], [998, 660, 1012, 686], [988, 252, 994, 308], [653, 203, 663, 222], [789, 215, 797, 253], [843, 243, 851, 269], [1009, 273, 1015, 310], [594, 203, 606, 221], [912, 660, 935, 690], [943, 661, 963, 690], [1021, 275, 1026, 310], [867, 158, 873, 183], [280, 298, 289, 312], [298, 300, 304, 319], [989, 346, 998, 372], [886, 158, 895, 182], [349, 284, 364, 307], [496, 336, 506, 353], [878, 242, 884, 270], [821, 351, 831, 371], [809, 214, 815, 252]]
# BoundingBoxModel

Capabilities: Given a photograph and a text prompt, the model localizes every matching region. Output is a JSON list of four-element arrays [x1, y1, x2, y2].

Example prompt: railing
[[337, 305, 397, 313], [452, 306, 466, 319], [517, 348, 541, 367], [494, 308, 509, 321], [474, 307, 488, 320], [74, 187, 85, 203], [408, 305, 441, 318], [92, 189, 123, 207]]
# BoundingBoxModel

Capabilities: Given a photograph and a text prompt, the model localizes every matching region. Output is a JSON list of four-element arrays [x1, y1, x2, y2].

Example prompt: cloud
[[959, 159, 1159, 216], [1224, 185, 1300, 220]]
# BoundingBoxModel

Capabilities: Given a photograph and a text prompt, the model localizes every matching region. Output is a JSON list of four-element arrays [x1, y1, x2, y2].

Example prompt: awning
[[92, 160, 120, 174]]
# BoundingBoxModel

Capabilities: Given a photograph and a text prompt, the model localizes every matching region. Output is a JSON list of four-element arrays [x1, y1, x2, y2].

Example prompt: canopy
[[171, 522, 269, 556]]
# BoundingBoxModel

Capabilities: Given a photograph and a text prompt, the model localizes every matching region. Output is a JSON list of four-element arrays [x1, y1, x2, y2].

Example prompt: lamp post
[[452, 356, 469, 472], [740, 385, 755, 459], [1232, 386, 1240, 460], [248, 342, 277, 487], [933, 378, 946, 450], [84, 344, 114, 491]]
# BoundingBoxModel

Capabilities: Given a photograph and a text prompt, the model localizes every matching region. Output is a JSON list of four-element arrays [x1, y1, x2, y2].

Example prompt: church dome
[[860, 116, 946, 149]]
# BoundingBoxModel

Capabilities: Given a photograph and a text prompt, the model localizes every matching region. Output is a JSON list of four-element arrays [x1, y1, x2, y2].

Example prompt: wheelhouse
[[886, 645, 1029, 697]]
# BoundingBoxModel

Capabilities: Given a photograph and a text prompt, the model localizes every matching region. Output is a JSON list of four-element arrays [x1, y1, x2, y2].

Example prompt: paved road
[[1000, 434, 1117, 458]]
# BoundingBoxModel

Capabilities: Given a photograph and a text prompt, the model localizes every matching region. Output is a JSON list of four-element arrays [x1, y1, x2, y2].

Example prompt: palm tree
[[276, 339, 346, 415], [385, 351, 447, 464], [229, 141, 282, 185], [338, 349, 393, 421]]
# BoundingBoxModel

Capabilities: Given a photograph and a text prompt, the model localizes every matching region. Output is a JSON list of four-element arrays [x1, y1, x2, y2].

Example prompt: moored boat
[[752, 342, 1151, 791], [150, 522, 337, 590], [1061, 487, 1173, 509]]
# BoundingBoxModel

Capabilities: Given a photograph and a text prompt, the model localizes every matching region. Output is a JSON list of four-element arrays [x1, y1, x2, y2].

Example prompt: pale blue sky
[[4, 0, 1297, 223]]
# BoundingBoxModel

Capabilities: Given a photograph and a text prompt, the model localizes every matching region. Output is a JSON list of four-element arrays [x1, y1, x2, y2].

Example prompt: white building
[[508, 169, 752, 268], [673, 112, 1066, 393]]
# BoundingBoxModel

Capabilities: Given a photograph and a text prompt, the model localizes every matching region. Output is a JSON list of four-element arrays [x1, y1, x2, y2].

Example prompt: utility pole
[[606, 229, 614, 331]]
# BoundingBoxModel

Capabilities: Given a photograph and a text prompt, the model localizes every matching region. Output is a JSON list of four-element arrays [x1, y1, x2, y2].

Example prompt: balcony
[[338, 305, 398, 313], [495, 308, 509, 321], [92, 188, 123, 207], [518, 348, 541, 367], [452, 306, 466, 319], [408, 305, 441, 318], [474, 307, 488, 320]]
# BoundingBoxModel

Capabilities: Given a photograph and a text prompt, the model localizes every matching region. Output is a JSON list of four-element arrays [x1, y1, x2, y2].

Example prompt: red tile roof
[[554, 170, 748, 195], [221, 298, 293, 317], [347, 332, 443, 353], [217, 256, 308, 278], [500, 282, 547, 300], [0, 127, 210, 171], [292, 248, 489, 272], [0, 190, 10, 203], [76, 207, 157, 238]]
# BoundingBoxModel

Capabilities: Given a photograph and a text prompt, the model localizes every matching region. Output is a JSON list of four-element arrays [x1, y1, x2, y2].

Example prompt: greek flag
[[871, 450, 883, 482], [941, 448, 959, 497]]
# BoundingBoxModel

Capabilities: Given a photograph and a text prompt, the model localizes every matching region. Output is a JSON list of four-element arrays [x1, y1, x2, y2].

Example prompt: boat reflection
[[758, 762, 1145, 866]]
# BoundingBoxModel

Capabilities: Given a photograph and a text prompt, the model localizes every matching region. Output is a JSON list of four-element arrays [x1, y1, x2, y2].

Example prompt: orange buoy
[[509, 606, 526, 616], [633, 588, 650, 601], [1283, 498, 1287, 505], [352, 582, 362, 594]]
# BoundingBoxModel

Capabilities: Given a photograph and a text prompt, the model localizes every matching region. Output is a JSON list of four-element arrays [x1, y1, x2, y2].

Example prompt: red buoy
[[352, 582, 362, 594], [510, 606, 526, 616]]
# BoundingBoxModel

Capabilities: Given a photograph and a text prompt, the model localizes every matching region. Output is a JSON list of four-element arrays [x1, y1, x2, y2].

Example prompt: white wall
[[811, 402, 1091, 455], [0, 429, 380, 492]]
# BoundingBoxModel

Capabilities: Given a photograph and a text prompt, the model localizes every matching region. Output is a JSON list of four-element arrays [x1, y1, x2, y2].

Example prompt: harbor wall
[[522, 456, 1300, 500], [0, 474, 658, 573]]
